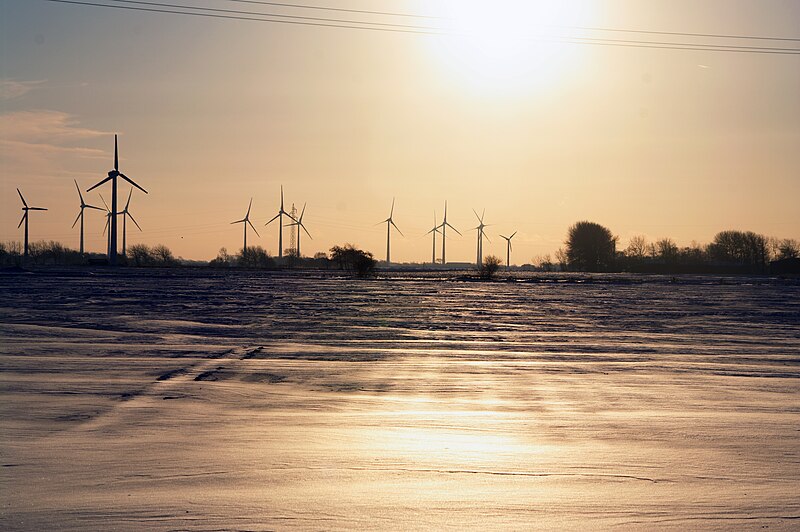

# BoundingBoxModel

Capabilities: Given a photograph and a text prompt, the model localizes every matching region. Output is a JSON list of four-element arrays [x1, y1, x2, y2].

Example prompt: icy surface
[[1, 269, 799, 530]]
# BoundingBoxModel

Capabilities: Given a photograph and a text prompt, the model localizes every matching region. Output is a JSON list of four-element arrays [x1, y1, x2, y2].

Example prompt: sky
[[1, 0, 799, 263]]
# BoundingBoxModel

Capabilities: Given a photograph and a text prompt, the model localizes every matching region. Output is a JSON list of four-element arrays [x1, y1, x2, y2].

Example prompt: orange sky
[[2, 1, 799, 262]]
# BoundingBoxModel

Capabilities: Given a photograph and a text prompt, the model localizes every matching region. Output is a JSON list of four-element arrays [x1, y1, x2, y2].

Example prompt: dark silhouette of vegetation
[[237, 246, 276, 269], [478, 255, 502, 280], [127, 244, 178, 267], [330, 244, 376, 277], [566, 221, 618, 272]]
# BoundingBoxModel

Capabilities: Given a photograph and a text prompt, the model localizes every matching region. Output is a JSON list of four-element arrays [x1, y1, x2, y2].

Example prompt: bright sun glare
[[429, 1, 595, 92]]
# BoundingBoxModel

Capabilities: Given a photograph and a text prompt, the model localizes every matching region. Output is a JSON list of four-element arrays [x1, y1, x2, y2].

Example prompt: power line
[[223, 0, 441, 20], [39, 0, 800, 55], [222, 0, 800, 43]]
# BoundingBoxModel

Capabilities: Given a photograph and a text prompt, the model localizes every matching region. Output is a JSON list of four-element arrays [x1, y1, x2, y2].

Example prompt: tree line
[[557, 221, 799, 274]]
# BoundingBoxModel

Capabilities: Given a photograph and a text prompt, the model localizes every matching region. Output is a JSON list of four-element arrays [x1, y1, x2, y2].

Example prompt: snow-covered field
[[1, 269, 799, 530]]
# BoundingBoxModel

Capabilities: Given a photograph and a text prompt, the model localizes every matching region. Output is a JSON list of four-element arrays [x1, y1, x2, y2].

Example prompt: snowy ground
[[1, 269, 799, 530]]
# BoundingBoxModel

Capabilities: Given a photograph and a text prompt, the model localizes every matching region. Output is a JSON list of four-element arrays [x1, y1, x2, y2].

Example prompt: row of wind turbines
[[15, 134, 519, 267], [15, 135, 146, 264]]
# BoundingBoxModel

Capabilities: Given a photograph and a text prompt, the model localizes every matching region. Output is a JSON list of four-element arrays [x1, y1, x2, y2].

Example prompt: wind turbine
[[16, 189, 47, 259], [119, 188, 142, 256], [472, 209, 490, 266], [265, 185, 295, 259], [500, 231, 517, 269], [439, 200, 461, 265], [100, 195, 114, 258], [425, 211, 441, 265], [379, 198, 403, 264], [72, 180, 103, 254], [286, 202, 312, 257], [231, 198, 259, 251], [86, 134, 148, 266]]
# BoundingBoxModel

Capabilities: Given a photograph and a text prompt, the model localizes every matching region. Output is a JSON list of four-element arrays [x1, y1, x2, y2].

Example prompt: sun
[[426, 0, 595, 93]]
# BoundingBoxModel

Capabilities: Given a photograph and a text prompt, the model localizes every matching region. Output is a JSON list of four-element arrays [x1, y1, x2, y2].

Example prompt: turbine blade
[[248, 219, 260, 237], [87, 175, 113, 192], [86, 204, 104, 211], [18, 213, 27, 228], [483, 232, 492, 244], [103, 217, 109, 235], [125, 188, 132, 210], [17, 188, 27, 208], [473, 208, 481, 222], [280, 185, 284, 210], [72, 211, 82, 228], [119, 173, 148, 194], [391, 220, 403, 237], [99, 194, 110, 212], [301, 223, 312, 239], [29, 207, 47, 211], [74, 179, 85, 203], [447, 222, 462, 236], [128, 212, 142, 231], [299, 202, 306, 221], [390, 197, 395, 218], [114, 134, 118, 171], [510, 231, 517, 239], [500, 235, 508, 240], [231, 219, 245, 224], [265, 213, 280, 226]]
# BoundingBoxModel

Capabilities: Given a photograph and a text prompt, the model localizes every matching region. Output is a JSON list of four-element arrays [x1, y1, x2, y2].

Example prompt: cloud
[[0, 79, 46, 100], [0, 110, 109, 183]]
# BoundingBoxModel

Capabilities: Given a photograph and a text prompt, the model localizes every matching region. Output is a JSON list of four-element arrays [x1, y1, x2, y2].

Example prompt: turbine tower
[[286, 202, 312, 257], [86, 134, 148, 266], [100, 195, 114, 258], [472, 209, 490, 266], [500, 231, 517, 269], [72, 180, 103, 254], [16, 189, 47, 259], [265, 185, 295, 259], [380, 198, 403, 264], [119, 188, 142, 256], [439, 201, 461, 265], [231, 198, 259, 251], [425, 211, 441, 264]]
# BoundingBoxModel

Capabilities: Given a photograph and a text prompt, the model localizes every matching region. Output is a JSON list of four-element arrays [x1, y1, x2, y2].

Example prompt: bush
[[330, 244, 376, 277], [238, 246, 275, 269], [479, 255, 502, 280], [127, 243, 178, 267]]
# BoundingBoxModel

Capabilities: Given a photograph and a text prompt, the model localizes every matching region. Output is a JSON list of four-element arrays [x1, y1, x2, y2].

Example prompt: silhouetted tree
[[330, 244, 376, 277], [656, 238, 679, 265], [777, 238, 800, 260], [565, 221, 618, 272], [238, 246, 275, 269], [626, 235, 648, 259], [709, 230, 769, 272], [479, 255, 502, 279], [209, 247, 232, 268]]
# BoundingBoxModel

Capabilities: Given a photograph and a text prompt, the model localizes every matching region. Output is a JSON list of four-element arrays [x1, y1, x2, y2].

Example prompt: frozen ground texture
[[1, 269, 799, 530]]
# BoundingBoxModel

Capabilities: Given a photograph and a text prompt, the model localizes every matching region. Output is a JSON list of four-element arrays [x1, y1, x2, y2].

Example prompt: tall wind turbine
[[380, 198, 403, 264], [231, 198, 259, 251], [119, 188, 142, 256], [439, 201, 461, 265], [425, 211, 441, 264], [86, 134, 148, 266], [265, 185, 295, 259], [286, 202, 312, 257], [72, 180, 103, 254], [500, 231, 517, 269], [16, 189, 47, 259], [472, 209, 490, 266]]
